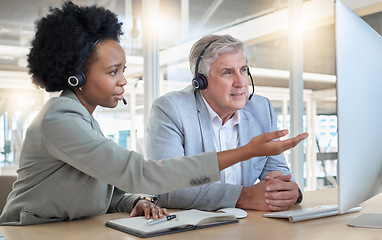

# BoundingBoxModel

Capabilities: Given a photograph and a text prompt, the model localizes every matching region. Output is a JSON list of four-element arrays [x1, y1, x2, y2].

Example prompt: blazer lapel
[[239, 109, 263, 186], [195, 91, 215, 152]]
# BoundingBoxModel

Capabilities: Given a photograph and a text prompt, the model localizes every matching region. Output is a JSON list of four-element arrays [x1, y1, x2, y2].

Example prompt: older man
[[146, 34, 302, 212]]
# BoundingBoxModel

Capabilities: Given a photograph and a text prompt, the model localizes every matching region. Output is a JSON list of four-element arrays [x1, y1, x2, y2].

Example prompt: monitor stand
[[348, 214, 382, 229]]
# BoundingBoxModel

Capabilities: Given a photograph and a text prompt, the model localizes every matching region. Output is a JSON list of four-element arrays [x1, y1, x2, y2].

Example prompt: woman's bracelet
[[132, 196, 159, 208]]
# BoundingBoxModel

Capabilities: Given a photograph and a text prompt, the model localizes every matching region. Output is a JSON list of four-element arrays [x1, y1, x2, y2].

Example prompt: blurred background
[[0, 0, 381, 190]]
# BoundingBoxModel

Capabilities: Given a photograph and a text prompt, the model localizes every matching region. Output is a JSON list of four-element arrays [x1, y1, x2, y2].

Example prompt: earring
[[79, 87, 83, 91]]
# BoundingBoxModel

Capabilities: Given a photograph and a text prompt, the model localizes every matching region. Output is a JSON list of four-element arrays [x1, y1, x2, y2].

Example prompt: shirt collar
[[200, 94, 240, 127]]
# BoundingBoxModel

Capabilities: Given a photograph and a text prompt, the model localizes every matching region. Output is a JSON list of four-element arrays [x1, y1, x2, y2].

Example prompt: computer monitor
[[336, 0, 382, 227]]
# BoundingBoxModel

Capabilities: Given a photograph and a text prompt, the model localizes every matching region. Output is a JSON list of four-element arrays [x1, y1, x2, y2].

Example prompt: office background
[[0, 0, 381, 191]]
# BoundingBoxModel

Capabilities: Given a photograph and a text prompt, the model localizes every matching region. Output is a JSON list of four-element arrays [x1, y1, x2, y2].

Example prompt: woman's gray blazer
[[0, 89, 220, 225]]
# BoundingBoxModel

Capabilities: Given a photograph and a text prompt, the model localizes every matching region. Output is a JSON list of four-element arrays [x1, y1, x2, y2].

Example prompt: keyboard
[[263, 204, 362, 223]]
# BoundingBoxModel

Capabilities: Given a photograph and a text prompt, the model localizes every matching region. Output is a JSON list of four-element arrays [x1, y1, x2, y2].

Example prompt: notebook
[[263, 204, 362, 223], [105, 209, 238, 238]]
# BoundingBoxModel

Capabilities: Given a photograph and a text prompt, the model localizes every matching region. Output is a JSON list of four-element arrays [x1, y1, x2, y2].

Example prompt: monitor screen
[[336, 0, 382, 222]]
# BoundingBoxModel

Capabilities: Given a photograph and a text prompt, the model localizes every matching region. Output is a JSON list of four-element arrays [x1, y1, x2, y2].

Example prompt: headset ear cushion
[[67, 72, 86, 88], [76, 72, 86, 87], [192, 75, 208, 90], [197, 74, 208, 90]]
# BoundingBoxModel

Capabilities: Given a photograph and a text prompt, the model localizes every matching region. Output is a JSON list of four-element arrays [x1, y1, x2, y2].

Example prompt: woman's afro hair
[[27, 1, 123, 92]]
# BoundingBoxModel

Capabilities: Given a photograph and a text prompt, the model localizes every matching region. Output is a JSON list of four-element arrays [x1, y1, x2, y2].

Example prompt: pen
[[147, 214, 176, 225]]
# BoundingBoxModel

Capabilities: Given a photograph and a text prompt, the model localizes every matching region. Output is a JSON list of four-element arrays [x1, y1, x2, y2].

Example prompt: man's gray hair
[[189, 34, 246, 78]]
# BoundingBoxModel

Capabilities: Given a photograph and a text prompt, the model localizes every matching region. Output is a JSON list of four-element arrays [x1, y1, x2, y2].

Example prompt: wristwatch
[[133, 196, 159, 208]]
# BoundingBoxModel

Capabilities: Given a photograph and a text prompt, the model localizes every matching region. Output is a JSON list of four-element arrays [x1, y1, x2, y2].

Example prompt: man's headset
[[192, 39, 255, 100], [192, 40, 217, 91]]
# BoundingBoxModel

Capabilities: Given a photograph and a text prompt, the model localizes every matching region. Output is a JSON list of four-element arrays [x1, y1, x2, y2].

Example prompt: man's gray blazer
[[146, 85, 294, 211]]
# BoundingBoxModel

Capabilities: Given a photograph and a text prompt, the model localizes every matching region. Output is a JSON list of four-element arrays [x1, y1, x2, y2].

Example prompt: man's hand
[[264, 177, 299, 211], [236, 171, 299, 211], [235, 181, 271, 211]]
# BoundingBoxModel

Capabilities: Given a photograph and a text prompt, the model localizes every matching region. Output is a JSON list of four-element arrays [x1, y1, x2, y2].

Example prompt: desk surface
[[1, 188, 382, 240]]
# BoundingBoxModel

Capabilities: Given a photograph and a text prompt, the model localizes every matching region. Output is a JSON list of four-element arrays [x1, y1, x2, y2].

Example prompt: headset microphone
[[248, 68, 255, 101], [122, 98, 127, 105]]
